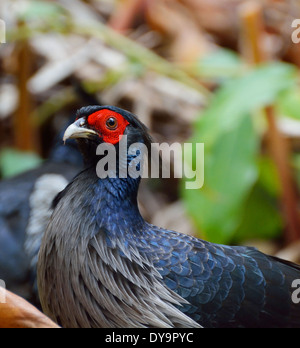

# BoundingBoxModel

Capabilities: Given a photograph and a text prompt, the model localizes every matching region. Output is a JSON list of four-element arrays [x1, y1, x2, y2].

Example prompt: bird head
[[63, 105, 152, 169]]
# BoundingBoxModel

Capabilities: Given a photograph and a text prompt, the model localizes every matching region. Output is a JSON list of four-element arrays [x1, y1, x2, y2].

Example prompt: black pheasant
[[38, 105, 300, 328]]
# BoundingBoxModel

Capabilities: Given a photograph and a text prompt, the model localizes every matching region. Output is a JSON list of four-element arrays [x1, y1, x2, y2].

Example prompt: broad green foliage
[[277, 88, 300, 120], [195, 49, 245, 80], [182, 62, 298, 244]]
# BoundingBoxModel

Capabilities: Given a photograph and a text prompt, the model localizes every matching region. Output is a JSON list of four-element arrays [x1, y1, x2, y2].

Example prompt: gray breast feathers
[[38, 210, 200, 328]]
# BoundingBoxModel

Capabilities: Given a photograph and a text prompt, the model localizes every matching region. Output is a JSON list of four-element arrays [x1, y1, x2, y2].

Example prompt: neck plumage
[[74, 136, 149, 242], [84, 165, 146, 237]]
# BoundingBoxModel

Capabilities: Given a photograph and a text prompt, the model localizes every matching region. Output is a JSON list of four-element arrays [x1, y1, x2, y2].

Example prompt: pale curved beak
[[63, 118, 97, 143]]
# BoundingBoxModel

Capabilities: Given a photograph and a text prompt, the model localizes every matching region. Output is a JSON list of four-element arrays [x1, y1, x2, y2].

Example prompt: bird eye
[[106, 117, 118, 130]]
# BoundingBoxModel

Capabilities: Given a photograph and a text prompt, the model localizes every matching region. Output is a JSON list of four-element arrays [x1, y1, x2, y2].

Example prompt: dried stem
[[239, 1, 300, 243], [108, 0, 145, 33], [239, 1, 266, 64], [265, 106, 300, 243], [14, 22, 39, 153]]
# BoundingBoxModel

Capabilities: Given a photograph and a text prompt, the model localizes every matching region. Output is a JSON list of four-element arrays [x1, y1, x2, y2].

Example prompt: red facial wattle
[[87, 109, 129, 145]]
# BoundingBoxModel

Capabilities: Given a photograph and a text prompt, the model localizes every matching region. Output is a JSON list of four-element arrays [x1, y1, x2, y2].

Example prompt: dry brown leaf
[[0, 288, 59, 328]]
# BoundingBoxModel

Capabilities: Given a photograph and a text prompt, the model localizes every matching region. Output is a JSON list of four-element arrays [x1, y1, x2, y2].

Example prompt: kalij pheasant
[[38, 105, 300, 328]]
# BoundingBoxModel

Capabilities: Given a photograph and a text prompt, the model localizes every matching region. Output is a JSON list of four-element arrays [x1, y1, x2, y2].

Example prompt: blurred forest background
[[1, 0, 300, 261]]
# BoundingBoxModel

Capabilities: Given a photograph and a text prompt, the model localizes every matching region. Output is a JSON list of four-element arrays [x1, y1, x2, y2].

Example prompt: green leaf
[[196, 63, 297, 149], [196, 49, 245, 80], [181, 62, 297, 244], [276, 88, 300, 120], [0, 149, 43, 179], [233, 184, 283, 243], [233, 156, 283, 243], [257, 156, 281, 197], [182, 115, 259, 243]]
